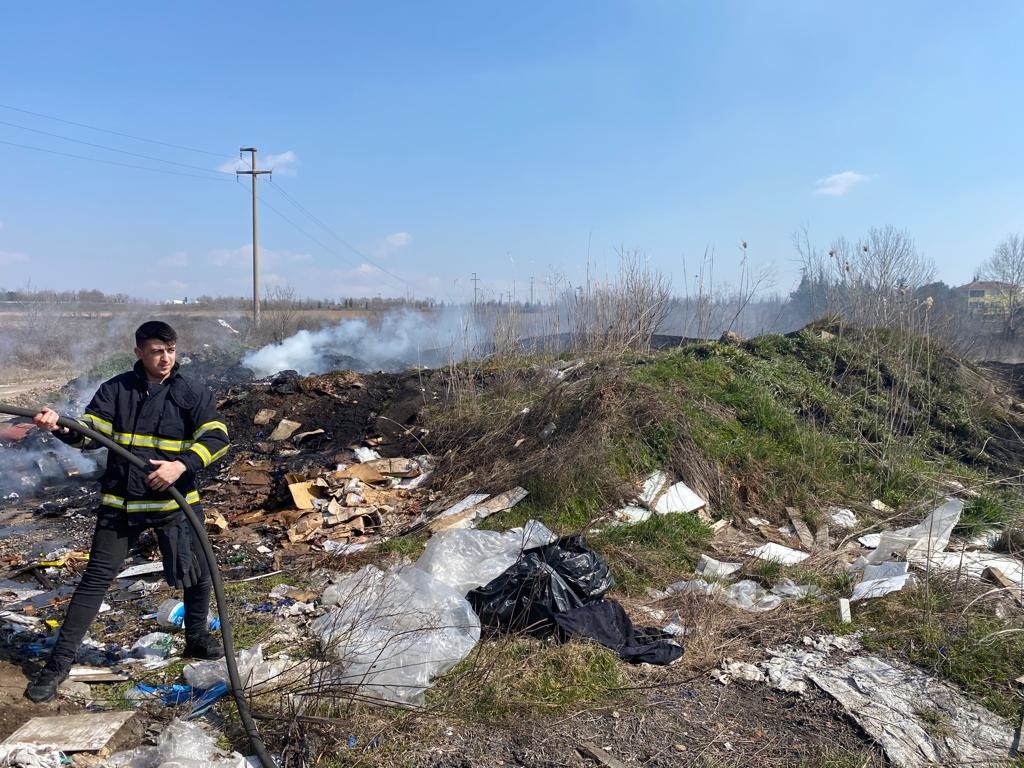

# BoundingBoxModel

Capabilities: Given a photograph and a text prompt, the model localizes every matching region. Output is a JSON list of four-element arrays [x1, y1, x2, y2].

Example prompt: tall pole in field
[[237, 147, 272, 329]]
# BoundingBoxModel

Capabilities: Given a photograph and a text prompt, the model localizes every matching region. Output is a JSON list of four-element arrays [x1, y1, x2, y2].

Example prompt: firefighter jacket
[[60, 361, 229, 525]]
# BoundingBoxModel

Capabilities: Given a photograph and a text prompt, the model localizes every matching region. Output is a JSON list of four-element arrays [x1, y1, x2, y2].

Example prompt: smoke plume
[[242, 310, 472, 376]]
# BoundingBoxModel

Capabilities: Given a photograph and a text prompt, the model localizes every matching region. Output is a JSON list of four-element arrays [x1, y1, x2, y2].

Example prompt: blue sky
[[2, 1, 1023, 301]]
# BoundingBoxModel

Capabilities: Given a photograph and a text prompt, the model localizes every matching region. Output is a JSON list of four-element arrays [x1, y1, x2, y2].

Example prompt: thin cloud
[[814, 170, 870, 197], [385, 232, 411, 248], [217, 150, 299, 176]]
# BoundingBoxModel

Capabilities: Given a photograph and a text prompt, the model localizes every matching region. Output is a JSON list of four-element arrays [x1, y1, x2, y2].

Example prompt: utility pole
[[471, 272, 480, 307], [530, 276, 535, 306], [236, 147, 272, 329]]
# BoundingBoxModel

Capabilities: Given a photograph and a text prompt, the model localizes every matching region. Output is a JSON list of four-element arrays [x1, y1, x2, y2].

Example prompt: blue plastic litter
[[185, 681, 230, 720], [347, 735, 357, 748], [133, 683, 194, 705]]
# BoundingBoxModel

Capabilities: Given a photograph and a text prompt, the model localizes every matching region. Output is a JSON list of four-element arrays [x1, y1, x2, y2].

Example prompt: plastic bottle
[[155, 599, 220, 631]]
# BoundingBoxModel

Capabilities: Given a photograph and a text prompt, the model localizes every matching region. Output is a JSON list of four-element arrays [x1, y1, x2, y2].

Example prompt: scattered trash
[[468, 535, 615, 634], [268, 418, 302, 441], [654, 482, 705, 515], [786, 507, 816, 550], [0, 744, 63, 768], [156, 599, 219, 630], [132, 632, 173, 659], [694, 554, 742, 580], [2, 711, 135, 754], [827, 507, 858, 529], [553, 600, 683, 665], [107, 718, 249, 767], [838, 598, 852, 623], [611, 505, 650, 525], [858, 533, 882, 548], [184, 645, 264, 691], [428, 487, 529, 531], [809, 656, 1016, 768], [352, 446, 382, 463], [871, 498, 894, 513], [746, 542, 809, 565], [252, 408, 276, 426], [116, 562, 164, 579], [313, 564, 480, 707], [850, 561, 917, 602], [770, 579, 822, 600], [415, 520, 556, 595], [668, 578, 783, 613], [865, 498, 962, 566], [636, 471, 706, 516]]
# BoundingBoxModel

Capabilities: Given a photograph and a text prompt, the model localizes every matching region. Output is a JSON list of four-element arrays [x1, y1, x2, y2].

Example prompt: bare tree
[[979, 233, 1024, 338]]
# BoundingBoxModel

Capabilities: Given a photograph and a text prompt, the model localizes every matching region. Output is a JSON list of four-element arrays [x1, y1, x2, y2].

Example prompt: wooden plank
[[578, 741, 628, 768], [786, 507, 816, 550], [982, 566, 1024, 606], [814, 522, 831, 552], [3, 711, 134, 752]]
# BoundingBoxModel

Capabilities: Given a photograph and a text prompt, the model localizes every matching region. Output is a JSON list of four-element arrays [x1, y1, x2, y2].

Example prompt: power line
[[0, 118, 231, 178], [0, 138, 235, 182], [228, 179, 408, 293], [0, 102, 227, 158], [264, 178, 411, 288]]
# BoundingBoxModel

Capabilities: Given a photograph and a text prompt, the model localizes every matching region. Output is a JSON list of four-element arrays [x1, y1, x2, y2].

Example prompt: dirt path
[[0, 660, 82, 741], [0, 378, 66, 409]]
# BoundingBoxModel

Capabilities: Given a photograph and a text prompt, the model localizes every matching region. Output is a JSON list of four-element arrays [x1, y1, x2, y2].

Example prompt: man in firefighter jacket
[[27, 320, 230, 702]]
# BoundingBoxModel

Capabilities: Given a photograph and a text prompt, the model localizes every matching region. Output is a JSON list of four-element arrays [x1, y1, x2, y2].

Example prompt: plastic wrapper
[[132, 631, 173, 659], [865, 498, 962, 565], [183, 645, 263, 690], [770, 579, 823, 600], [106, 719, 248, 767], [311, 564, 480, 707], [467, 535, 614, 633], [667, 578, 783, 612], [414, 520, 556, 595]]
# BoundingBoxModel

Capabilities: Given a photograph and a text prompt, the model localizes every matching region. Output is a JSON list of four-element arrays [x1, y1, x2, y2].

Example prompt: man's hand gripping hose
[[0, 403, 277, 768]]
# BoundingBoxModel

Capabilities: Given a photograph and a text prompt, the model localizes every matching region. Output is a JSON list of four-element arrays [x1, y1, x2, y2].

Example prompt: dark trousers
[[49, 511, 212, 667]]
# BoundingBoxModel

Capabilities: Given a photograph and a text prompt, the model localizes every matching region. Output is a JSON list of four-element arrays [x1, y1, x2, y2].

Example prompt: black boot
[[25, 658, 72, 703], [183, 632, 224, 661]]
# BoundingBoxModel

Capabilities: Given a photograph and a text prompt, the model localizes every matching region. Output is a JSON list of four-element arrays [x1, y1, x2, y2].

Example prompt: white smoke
[[242, 309, 474, 377]]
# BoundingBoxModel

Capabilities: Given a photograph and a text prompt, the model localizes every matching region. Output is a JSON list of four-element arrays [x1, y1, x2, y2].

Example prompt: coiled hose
[[0, 403, 277, 768]]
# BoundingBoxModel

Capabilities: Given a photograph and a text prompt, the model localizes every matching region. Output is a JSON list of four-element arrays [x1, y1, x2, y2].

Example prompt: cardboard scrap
[[269, 418, 302, 441], [3, 711, 135, 752], [287, 514, 324, 543], [205, 510, 228, 534], [285, 472, 329, 510], [335, 463, 386, 484], [253, 408, 277, 426], [239, 470, 272, 486], [365, 458, 420, 477]]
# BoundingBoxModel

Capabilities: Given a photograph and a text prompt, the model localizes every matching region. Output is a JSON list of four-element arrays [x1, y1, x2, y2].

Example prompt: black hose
[[0, 404, 277, 768]]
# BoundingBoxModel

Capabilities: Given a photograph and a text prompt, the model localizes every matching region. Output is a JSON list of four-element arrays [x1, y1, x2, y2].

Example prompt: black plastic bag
[[467, 535, 614, 635], [553, 599, 683, 665]]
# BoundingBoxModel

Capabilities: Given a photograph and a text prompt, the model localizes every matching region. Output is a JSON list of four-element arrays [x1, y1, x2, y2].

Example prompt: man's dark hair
[[135, 321, 177, 348]]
